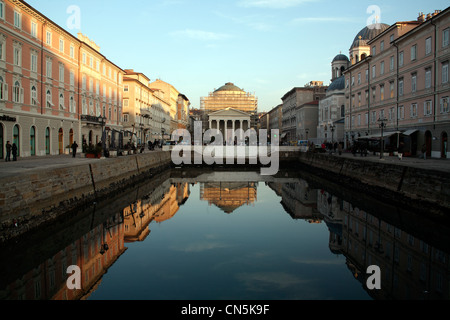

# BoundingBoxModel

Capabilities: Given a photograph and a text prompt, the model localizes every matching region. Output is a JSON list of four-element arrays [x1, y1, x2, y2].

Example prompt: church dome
[[327, 76, 345, 92], [214, 82, 245, 93], [350, 23, 390, 49], [332, 54, 349, 63]]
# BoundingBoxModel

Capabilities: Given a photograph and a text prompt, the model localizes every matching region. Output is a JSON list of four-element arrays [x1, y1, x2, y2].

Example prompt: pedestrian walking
[[12, 143, 18, 161], [398, 142, 404, 160], [72, 141, 79, 158], [5, 141, 11, 162]]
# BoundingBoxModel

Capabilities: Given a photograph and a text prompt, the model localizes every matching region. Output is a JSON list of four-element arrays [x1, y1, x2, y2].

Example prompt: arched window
[[31, 86, 37, 105], [46, 90, 52, 108], [30, 126, 36, 156], [13, 81, 21, 103], [59, 93, 64, 110], [0, 76, 6, 100]]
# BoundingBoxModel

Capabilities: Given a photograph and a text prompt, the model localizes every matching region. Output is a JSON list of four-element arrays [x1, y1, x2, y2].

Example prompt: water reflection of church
[[200, 182, 257, 214]]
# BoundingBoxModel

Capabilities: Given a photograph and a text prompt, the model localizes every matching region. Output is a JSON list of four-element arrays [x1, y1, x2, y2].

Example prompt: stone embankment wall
[[0, 151, 171, 242], [296, 152, 450, 213]]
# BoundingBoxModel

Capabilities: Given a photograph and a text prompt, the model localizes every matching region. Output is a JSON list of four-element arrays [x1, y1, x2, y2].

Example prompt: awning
[[402, 129, 418, 136], [358, 131, 401, 140]]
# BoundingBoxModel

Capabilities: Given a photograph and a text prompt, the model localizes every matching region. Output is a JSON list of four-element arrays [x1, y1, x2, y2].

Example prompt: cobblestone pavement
[[0, 148, 449, 179]]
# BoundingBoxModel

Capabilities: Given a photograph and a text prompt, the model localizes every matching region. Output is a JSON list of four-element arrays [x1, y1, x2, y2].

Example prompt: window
[[31, 21, 37, 38], [59, 39, 64, 52], [424, 100, 432, 116], [70, 45, 74, 59], [70, 70, 75, 86], [371, 111, 376, 124], [59, 93, 65, 110], [358, 73, 361, 85], [357, 114, 361, 126], [14, 11, 21, 29], [31, 86, 37, 105], [365, 69, 369, 81], [351, 76, 354, 86], [442, 62, 449, 84], [372, 87, 376, 102], [399, 78, 404, 96], [425, 37, 432, 55], [46, 59, 52, 78], [46, 31, 52, 46], [123, 114, 129, 122], [389, 107, 395, 121], [398, 105, 404, 120], [411, 45, 417, 61], [46, 90, 52, 108], [390, 56, 394, 71], [399, 51, 404, 67], [410, 103, 418, 118], [440, 97, 449, 113], [0, 1, 4, 20], [82, 75, 86, 91], [444, 28, 449, 47], [411, 73, 417, 93], [372, 65, 376, 79], [0, 76, 7, 101], [13, 47, 21, 66], [380, 61, 385, 75], [380, 40, 384, 52], [425, 68, 432, 89], [59, 64, 64, 82], [70, 96, 75, 113], [124, 85, 129, 92], [13, 81, 23, 103], [31, 52, 38, 72], [82, 53, 86, 64], [372, 46, 376, 56], [390, 34, 394, 43], [380, 84, 384, 101], [390, 81, 395, 98]]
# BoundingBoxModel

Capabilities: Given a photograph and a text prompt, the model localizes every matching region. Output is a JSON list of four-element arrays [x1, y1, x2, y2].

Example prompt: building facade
[[201, 82, 258, 137], [344, 9, 450, 158], [281, 81, 327, 143], [0, 0, 124, 159], [317, 54, 349, 144]]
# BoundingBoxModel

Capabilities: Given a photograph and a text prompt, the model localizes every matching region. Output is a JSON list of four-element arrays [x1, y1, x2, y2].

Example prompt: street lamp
[[330, 123, 336, 144], [378, 117, 387, 159]]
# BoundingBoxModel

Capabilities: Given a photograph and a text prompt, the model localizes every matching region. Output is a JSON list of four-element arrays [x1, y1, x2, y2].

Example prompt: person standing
[[5, 141, 11, 162], [421, 144, 427, 160], [72, 141, 79, 158], [12, 143, 18, 161]]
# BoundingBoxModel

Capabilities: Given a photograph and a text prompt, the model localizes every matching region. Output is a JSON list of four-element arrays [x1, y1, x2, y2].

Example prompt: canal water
[[1, 168, 449, 300]]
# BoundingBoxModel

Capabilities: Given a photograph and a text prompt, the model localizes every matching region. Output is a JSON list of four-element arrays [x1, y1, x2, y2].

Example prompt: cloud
[[170, 29, 232, 41], [170, 241, 233, 253], [237, 0, 316, 9]]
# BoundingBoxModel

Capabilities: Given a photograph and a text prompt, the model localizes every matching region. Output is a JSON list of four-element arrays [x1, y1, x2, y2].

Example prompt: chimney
[[418, 12, 425, 22], [426, 13, 432, 20], [433, 10, 441, 16]]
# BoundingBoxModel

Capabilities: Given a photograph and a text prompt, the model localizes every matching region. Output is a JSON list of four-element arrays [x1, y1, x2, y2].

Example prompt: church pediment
[[208, 108, 251, 118]]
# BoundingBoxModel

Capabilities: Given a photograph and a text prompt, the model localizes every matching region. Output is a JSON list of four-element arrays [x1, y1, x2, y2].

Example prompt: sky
[[26, 0, 449, 112]]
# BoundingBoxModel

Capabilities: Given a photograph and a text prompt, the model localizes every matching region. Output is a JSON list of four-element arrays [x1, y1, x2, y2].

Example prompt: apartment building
[[344, 8, 450, 158], [281, 81, 327, 143], [0, 0, 124, 158]]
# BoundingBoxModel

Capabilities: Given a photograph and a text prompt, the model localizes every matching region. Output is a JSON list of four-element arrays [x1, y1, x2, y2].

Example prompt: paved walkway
[[0, 148, 449, 179]]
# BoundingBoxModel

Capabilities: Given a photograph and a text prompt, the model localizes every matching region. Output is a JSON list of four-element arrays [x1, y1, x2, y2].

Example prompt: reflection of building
[[123, 182, 190, 242], [201, 82, 258, 137], [335, 199, 450, 299], [0, 212, 126, 300], [200, 182, 257, 214], [279, 181, 320, 222]]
